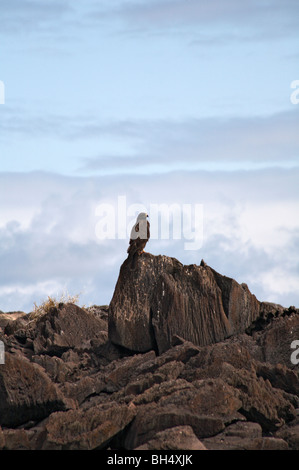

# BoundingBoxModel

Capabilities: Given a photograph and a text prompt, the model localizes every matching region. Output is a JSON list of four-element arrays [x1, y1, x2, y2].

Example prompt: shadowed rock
[[202, 421, 289, 450], [0, 353, 68, 428], [135, 425, 207, 450], [42, 402, 137, 450]]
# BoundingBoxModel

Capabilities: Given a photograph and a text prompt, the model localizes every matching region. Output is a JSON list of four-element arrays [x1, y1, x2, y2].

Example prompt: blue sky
[[0, 0, 299, 312]]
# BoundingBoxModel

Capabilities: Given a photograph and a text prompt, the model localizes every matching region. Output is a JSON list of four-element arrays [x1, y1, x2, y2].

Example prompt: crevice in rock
[[238, 407, 280, 433], [209, 267, 232, 319], [149, 308, 159, 355]]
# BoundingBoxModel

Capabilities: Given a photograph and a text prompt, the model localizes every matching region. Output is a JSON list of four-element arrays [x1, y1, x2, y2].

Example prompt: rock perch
[[108, 253, 260, 354]]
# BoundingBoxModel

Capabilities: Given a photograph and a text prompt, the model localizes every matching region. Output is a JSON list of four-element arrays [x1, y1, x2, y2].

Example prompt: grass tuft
[[31, 292, 81, 320]]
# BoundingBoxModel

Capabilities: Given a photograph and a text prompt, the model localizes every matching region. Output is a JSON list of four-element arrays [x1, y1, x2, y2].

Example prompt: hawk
[[127, 212, 150, 265]]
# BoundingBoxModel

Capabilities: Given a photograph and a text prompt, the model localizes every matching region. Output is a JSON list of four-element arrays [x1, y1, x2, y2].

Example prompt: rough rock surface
[[201, 421, 289, 450], [108, 254, 260, 353], [28, 303, 108, 355], [0, 311, 27, 335], [135, 425, 207, 450], [0, 255, 298, 450], [42, 402, 137, 450], [0, 353, 68, 428]]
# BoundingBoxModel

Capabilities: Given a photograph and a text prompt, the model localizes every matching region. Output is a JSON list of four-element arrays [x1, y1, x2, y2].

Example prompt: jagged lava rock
[[256, 315, 299, 369], [0, 353, 68, 428], [28, 303, 108, 356], [135, 425, 207, 450], [202, 421, 289, 450], [108, 253, 260, 353], [0, 311, 27, 334], [42, 402, 137, 450], [1, 253, 298, 451]]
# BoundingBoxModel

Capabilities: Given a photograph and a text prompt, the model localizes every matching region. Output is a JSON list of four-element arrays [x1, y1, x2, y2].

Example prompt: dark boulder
[[108, 254, 260, 353], [27, 303, 108, 356], [42, 402, 137, 450], [0, 353, 68, 428], [135, 425, 207, 450]]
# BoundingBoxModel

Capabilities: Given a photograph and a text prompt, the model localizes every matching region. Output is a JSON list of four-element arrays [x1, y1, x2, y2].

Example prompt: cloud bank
[[0, 169, 298, 313], [96, 0, 299, 42], [2, 109, 298, 175]]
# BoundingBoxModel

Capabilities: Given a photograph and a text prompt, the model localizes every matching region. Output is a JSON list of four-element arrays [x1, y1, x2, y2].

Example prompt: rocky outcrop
[[201, 421, 289, 450], [108, 254, 260, 353], [0, 311, 27, 335], [43, 402, 137, 450], [135, 425, 207, 450], [0, 255, 298, 450], [0, 353, 68, 428], [28, 303, 108, 356]]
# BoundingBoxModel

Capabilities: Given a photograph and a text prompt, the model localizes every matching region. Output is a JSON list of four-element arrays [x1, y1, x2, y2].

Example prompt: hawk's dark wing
[[127, 220, 150, 257]]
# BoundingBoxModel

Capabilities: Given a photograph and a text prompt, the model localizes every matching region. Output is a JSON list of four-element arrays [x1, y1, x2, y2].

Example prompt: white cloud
[[75, 110, 299, 174], [238, 201, 299, 252], [0, 169, 298, 312], [0, 280, 65, 313], [259, 268, 299, 297]]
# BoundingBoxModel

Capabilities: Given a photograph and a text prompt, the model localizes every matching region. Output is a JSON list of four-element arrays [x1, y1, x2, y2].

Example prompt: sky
[[0, 0, 299, 312]]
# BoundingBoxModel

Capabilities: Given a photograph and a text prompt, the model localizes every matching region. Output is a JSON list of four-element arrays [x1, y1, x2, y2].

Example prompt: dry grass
[[30, 292, 81, 320]]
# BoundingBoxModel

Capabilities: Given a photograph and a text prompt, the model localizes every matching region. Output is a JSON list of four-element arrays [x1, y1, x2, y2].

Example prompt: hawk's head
[[137, 212, 149, 222]]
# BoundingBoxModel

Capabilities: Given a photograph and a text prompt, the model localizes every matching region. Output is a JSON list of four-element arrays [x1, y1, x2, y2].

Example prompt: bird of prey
[[127, 212, 150, 266]]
